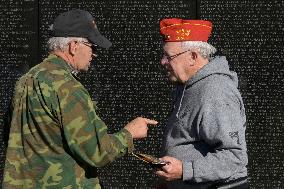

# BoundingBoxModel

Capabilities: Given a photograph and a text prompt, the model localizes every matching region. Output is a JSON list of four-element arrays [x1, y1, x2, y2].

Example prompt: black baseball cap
[[51, 9, 112, 48]]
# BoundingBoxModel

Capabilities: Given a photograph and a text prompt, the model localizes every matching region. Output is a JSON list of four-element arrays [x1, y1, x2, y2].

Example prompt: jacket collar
[[45, 54, 80, 79]]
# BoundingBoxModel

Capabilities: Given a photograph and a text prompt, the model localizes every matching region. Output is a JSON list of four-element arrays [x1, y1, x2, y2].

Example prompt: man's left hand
[[155, 156, 183, 181]]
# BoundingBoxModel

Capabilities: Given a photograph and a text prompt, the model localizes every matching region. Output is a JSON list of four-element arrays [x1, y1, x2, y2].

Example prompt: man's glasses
[[164, 49, 191, 62], [79, 41, 98, 58]]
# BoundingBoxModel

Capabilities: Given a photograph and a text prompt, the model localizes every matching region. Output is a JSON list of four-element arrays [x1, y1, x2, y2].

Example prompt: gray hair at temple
[[181, 41, 217, 59], [47, 37, 88, 51]]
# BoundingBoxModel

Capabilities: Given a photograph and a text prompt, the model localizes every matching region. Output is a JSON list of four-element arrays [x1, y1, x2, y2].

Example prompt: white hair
[[181, 41, 217, 59], [47, 37, 88, 52]]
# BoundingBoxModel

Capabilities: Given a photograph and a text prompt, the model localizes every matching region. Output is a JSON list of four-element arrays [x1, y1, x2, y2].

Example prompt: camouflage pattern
[[2, 54, 134, 189]]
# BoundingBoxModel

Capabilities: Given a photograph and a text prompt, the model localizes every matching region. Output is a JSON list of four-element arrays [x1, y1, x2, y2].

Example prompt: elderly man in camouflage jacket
[[2, 9, 157, 189]]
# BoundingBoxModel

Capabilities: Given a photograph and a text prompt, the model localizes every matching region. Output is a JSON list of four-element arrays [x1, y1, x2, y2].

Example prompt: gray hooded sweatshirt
[[161, 56, 248, 188]]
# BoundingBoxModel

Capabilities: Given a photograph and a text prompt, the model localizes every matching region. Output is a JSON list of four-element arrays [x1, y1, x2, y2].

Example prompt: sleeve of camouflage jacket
[[53, 76, 134, 167]]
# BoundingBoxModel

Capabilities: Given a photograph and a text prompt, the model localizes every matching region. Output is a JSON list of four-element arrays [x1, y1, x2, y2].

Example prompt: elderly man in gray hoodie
[[155, 18, 249, 189]]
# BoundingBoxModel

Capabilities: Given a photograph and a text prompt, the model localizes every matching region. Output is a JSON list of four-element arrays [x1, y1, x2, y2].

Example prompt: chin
[[79, 68, 89, 72], [84, 65, 91, 71], [169, 76, 178, 82], [169, 76, 184, 84]]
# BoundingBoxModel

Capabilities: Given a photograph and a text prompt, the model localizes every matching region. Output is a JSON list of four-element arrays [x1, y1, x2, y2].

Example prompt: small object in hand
[[132, 153, 168, 168]]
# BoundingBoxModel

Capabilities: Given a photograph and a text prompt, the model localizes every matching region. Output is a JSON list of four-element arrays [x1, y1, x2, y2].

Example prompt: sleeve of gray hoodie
[[183, 86, 248, 183]]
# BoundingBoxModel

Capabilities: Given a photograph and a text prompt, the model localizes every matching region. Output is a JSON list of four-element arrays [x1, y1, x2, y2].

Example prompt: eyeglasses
[[79, 41, 98, 58], [164, 49, 191, 62]]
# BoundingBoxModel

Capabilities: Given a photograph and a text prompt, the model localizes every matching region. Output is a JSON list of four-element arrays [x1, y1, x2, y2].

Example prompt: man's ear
[[69, 41, 77, 56], [191, 51, 198, 60], [188, 51, 197, 66]]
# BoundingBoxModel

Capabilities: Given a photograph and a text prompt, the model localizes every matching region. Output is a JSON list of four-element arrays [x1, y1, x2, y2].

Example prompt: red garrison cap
[[160, 18, 212, 42]]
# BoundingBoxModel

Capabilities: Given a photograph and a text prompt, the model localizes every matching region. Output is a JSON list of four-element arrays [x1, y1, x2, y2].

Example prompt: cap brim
[[88, 29, 112, 48]]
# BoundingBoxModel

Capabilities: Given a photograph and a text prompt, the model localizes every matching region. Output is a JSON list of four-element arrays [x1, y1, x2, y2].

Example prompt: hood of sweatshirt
[[185, 56, 238, 88]]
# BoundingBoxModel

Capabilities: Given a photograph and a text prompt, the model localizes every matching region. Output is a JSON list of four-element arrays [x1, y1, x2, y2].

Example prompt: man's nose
[[160, 55, 168, 65]]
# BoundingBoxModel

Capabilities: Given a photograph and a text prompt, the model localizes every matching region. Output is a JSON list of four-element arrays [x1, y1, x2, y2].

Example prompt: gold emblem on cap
[[176, 28, 191, 40]]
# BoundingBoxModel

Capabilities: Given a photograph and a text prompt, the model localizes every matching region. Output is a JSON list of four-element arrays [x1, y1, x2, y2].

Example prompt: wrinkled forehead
[[163, 42, 183, 52]]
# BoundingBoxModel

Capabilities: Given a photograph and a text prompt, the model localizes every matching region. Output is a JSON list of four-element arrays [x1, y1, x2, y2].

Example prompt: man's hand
[[155, 156, 183, 181], [124, 117, 158, 138]]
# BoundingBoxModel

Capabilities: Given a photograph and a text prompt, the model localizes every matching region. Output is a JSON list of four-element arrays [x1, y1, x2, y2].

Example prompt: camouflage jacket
[[2, 54, 134, 189]]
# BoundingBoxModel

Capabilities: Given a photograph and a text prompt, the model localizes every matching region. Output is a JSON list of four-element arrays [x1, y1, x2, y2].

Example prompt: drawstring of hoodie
[[176, 85, 186, 117]]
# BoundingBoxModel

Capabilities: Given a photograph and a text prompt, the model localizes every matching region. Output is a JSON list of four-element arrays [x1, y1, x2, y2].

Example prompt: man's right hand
[[124, 117, 158, 138]]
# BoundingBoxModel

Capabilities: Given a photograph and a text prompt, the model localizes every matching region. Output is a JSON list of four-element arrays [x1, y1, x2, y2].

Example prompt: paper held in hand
[[131, 153, 168, 168]]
